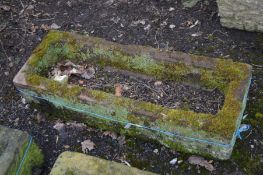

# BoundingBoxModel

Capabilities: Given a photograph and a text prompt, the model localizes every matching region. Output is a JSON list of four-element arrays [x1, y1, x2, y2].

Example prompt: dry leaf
[[81, 139, 95, 153], [53, 122, 65, 132], [103, 131, 118, 140], [188, 156, 215, 172], [115, 84, 122, 97], [41, 24, 49, 31]]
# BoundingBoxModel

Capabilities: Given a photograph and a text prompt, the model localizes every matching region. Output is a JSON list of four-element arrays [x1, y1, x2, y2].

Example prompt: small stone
[[169, 24, 176, 29], [4, 71, 9, 76], [21, 98, 27, 104], [178, 160, 183, 164], [251, 145, 254, 149], [153, 149, 158, 154], [169, 7, 175, 11], [53, 75, 68, 83], [64, 145, 70, 149], [169, 158, 177, 165], [50, 23, 61, 29]]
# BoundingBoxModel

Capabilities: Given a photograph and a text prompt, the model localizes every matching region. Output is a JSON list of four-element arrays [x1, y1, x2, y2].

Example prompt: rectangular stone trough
[[13, 31, 252, 160]]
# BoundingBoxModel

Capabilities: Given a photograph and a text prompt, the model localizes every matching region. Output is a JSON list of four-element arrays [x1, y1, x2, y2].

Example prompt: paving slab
[[0, 126, 43, 175], [50, 151, 157, 175]]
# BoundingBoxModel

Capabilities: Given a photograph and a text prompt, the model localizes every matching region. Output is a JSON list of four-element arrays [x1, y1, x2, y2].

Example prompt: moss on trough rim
[[18, 30, 251, 141]]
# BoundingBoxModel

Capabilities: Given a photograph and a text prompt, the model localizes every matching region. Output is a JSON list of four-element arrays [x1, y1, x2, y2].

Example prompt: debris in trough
[[51, 60, 225, 115]]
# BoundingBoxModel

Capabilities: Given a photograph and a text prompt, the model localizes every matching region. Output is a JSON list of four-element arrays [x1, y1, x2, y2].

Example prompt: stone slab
[[0, 126, 43, 175], [50, 151, 157, 175], [217, 0, 263, 32]]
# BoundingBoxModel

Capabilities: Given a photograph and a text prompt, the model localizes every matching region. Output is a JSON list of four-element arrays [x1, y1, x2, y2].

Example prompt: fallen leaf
[[115, 84, 122, 97], [188, 156, 215, 172], [81, 139, 95, 153], [103, 131, 118, 139], [53, 122, 66, 132], [41, 24, 49, 31], [68, 122, 87, 131]]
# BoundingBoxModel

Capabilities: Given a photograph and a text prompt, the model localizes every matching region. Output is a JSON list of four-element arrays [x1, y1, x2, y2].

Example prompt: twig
[[244, 129, 252, 139], [251, 64, 263, 68], [34, 18, 55, 22], [211, 30, 228, 37]]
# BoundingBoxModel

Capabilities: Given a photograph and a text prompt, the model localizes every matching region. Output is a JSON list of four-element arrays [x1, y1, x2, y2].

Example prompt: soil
[[63, 64, 225, 114], [1, 0, 263, 175]]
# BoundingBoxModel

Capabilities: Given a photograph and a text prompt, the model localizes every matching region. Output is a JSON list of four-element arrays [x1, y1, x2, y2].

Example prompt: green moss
[[255, 112, 263, 119], [7, 141, 43, 175], [231, 146, 263, 174]]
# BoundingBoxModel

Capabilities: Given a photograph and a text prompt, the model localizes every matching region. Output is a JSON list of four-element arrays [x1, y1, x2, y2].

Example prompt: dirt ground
[[0, 0, 263, 174]]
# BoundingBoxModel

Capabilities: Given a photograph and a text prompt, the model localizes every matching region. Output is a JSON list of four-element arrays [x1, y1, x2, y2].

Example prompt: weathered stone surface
[[217, 0, 263, 32], [0, 126, 43, 175], [50, 151, 156, 175], [13, 31, 252, 160]]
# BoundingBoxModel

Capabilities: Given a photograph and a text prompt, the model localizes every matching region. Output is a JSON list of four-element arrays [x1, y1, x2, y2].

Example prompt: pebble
[[169, 7, 175, 11], [169, 24, 175, 29], [153, 149, 158, 154], [169, 158, 177, 165], [21, 98, 26, 104], [177, 160, 183, 164]]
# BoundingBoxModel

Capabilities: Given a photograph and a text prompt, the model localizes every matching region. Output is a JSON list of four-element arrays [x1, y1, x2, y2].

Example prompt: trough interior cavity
[[28, 40, 227, 115], [49, 61, 225, 114]]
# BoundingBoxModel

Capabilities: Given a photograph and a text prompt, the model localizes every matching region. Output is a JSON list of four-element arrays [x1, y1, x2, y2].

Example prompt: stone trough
[[13, 31, 252, 160]]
